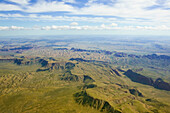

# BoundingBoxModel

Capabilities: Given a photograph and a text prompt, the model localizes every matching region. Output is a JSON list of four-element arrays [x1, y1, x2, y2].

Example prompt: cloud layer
[[0, 0, 170, 35], [1, 24, 170, 31]]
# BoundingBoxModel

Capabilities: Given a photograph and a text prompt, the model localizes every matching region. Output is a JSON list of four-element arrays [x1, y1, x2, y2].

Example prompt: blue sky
[[0, 0, 170, 36]]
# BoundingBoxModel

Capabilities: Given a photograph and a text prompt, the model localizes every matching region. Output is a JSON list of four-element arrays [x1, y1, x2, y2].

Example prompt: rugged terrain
[[0, 37, 170, 113]]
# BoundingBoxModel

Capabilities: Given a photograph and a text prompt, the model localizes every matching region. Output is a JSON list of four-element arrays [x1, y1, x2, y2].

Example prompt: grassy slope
[[0, 61, 170, 113], [0, 63, 100, 113]]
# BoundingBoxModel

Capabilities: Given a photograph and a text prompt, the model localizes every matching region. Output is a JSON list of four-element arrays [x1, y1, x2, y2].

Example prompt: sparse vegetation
[[0, 37, 170, 113]]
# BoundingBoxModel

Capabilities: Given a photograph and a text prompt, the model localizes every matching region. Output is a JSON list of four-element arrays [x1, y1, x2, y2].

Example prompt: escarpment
[[74, 91, 121, 113], [124, 70, 170, 91], [153, 78, 170, 91]]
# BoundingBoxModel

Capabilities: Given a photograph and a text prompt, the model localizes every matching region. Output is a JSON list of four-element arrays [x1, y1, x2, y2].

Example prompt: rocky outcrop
[[0, 58, 34, 65], [14, 58, 35, 65], [53, 48, 68, 50], [60, 71, 79, 82], [74, 91, 121, 113], [38, 59, 48, 67], [9, 46, 33, 50], [80, 84, 97, 90], [70, 48, 113, 55], [129, 89, 143, 97], [114, 52, 127, 57], [153, 78, 170, 91], [14, 59, 23, 65], [36, 68, 49, 72], [37, 58, 76, 71], [128, 54, 141, 58], [143, 54, 170, 60], [47, 63, 64, 70], [124, 70, 170, 91], [112, 52, 170, 60], [124, 70, 154, 86], [0, 46, 33, 51], [69, 58, 107, 64], [115, 83, 128, 89], [65, 62, 75, 70], [117, 68, 125, 72], [70, 58, 89, 62], [83, 75, 95, 83], [110, 68, 121, 76]]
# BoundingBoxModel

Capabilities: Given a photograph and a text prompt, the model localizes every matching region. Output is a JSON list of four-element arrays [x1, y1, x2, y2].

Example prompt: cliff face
[[60, 70, 79, 82], [124, 70, 154, 86], [129, 89, 143, 97], [143, 54, 170, 60], [14, 59, 23, 65], [38, 59, 48, 67], [74, 91, 121, 113], [1, 58, 36, 65], [110, 68, 121, 76], [124, 70, 170, 91], [37, 58, 76, 71], [83, 75, 95, 83], [154, 78, 170, 91]]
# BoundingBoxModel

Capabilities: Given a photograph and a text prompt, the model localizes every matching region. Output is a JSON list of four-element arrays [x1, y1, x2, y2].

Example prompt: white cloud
[[6, 0, 30, 5], [0, 24, 170, 31], [73, 0, 158, 17], [0, 26, 25, 30], [110, 23, 118, 26], [10, 26, 25, 30], [25, 0, 75, 13], [0, 0, 170, 27], [0, 14, 118, 23], [39, 24, 170, 31], [71, 0, 170, 25], [0, 26, 9, 30], [70, 22, 79, 26], [0, 3, 22, 11], [163, 0, 170, 8], [136, 25, 170, 30], [29, 14, 38, 18], [0, 13, 24, 17], [62, 0, 76, 3], [41, 26, 51, 30]]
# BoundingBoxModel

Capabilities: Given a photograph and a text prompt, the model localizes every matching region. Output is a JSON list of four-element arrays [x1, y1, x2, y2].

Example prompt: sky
[[0, 0, 170, 36]]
